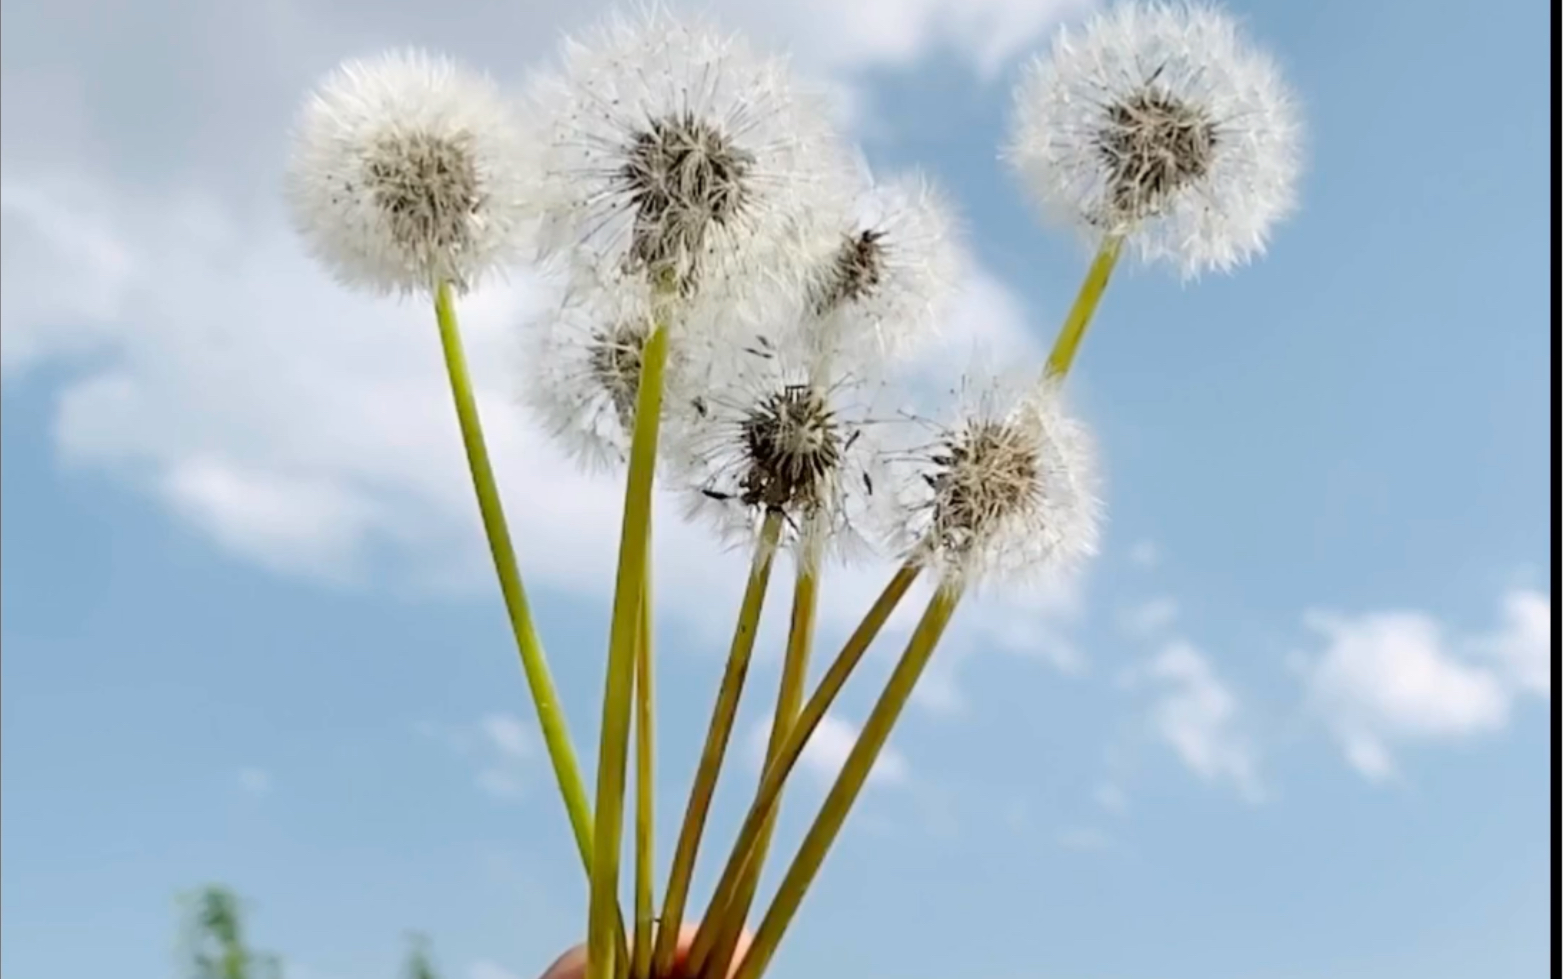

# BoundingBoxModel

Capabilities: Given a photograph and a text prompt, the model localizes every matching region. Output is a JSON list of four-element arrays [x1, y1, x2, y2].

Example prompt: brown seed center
[[620, 112, 756, 292], [1094, 87, 1218, 221], [738, 384, 843, 514]]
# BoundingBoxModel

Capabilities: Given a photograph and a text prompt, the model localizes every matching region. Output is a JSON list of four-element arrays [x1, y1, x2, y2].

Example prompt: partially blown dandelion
[[890, 376, 1102, 587], [524, 8, 851, 298], [791, 170, 961, 361], [523, 264, 692, 470], [285, 50, 534, 295], [670, 328, 884, 561], [1006, 2, 1302, 276]]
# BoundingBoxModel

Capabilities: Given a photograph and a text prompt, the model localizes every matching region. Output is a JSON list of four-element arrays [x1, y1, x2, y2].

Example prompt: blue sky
[[0, 0, 1553, 977]]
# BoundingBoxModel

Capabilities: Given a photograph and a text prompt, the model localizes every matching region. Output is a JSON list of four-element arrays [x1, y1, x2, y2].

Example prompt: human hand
[[538, 924, 753, 979]]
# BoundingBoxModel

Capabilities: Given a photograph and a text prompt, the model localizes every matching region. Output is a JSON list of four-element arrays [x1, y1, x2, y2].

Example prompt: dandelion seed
[[888, 375, 1102, 587], [524, 7, 853, 299], [285, 49, 534, 295], [1006, 2, 1303, 277]]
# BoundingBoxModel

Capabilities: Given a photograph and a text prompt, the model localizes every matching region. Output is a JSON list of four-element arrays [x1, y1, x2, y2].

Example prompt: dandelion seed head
[[889, 376, 1102, 588], [285, 49, 533, 295], [790, 170, 961, 361], [525, 7, 854, 300], [1006, 2, 1303, 278], [737, 382, 843, 514], [522, 263, 691, 472], [667, 326, 886, 559]]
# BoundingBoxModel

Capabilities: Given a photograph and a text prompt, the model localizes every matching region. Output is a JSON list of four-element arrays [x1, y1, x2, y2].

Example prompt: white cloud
[[1477, 589, 1551, 697], [1298, 589, 1551, 782], [749, 711, 909, 788], [236, 767, 273, 796], [1134, 641, 1262, 802], [1118, 596, 1179, 639]]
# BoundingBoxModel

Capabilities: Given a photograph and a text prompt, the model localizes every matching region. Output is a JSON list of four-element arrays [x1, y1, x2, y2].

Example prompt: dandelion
[[522, 263, 694, 471], [888, 374, 1102, 588], [523, 7, 852, 299], [285, 50, 534, 295], [284, 50, 600, 911], [1006, 1, 1303, 278], [669, 326, 885, 562], [785, 169, 962, 362]]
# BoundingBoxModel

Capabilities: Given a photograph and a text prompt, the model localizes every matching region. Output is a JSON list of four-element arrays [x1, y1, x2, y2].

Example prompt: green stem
[[730, 583, 965, 979], [432, 281, 595, 867], [652, 513, 784, 977], [1044, 235, 1124, 380], [588, 322, 671, 979], [687, 561, 922, 971], [632, 564, 656, 979], [696, 550, 821, 979]]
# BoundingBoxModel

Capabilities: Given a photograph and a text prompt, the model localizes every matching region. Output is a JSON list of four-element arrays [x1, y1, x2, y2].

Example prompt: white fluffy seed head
[[523, 6, 855, 301], [521, 260, 695, 472], [789, 168, 963, 364], [1005, 2, 1303, 278], [886, 374, 1102, 588], [665, 322, 888, 563], [285, 49, 535, 295]]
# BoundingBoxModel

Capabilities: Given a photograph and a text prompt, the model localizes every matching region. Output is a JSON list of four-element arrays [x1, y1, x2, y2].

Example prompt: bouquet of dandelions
[[284, 3, 1301, 977]]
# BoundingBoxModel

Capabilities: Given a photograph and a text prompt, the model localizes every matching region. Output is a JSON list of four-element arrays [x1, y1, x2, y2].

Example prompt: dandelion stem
[[686, 561, 922, 973], [1044, 234, 1123, 380], [631, 556, 656, 979], [729, 582, 964, 979], [693, 548, 821, 979], [588, 321, 671, 979], [432, 279, 595, 868], [652, 513, 783, 977]]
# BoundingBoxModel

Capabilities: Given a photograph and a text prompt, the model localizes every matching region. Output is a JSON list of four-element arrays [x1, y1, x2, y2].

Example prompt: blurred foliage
[[177, 884, 442, 979]]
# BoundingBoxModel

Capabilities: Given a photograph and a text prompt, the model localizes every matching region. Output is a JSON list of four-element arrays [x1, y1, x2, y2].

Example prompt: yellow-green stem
[[631, 563, 656, 979], [730, 583, 964, 979], [1044, 235, 1124, 380], [687, 561, 921, 971], [696, 552, 821, 979], [651, 513, 784, 977], [587, 322, 671, 979], [432, 280, 595, 867]]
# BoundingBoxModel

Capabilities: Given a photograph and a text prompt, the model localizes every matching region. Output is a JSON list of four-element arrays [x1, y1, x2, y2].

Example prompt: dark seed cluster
[[365, 130, 484, 262], [925, 420, 1040, 556], [735, 383, 843, 514], [619, 111, 756, 293], [587, 320, 649, 431], [1094, 85, 1218, 221], [811, 229, 888, 315]]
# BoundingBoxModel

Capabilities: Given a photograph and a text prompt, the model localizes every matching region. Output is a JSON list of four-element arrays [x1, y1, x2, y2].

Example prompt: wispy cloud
[[748, 712, 909, 788], [418, 714, 534, 801], [1296, 588, 1551, 782], [1093, 781, 1128, 815], [1118, 596, 1179, 638], [1127, 540, 1161, 569], [1131, 641, 1263, 803], [235, 767, 272, 797]]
